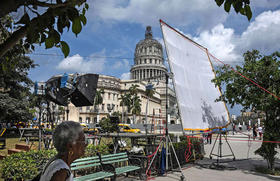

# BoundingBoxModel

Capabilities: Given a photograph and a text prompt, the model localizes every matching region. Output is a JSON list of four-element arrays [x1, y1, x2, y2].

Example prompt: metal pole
[[145, 96, 149, 135], [38, 101, 42, 151], [165, 73, 169, 171], [66, 104, 69, 121]]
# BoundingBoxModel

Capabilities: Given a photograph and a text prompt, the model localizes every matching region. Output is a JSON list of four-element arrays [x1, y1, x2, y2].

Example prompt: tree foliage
[[212, 50, 280, 170], [94, 88, 104, 107], [0, 0, 89, 60], [215, 0, 252, 20], [0, 16, 37, 122]]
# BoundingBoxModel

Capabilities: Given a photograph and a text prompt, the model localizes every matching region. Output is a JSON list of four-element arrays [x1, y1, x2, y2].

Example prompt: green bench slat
[[101, 155, 127, 160], [71, 159, 100, 167], [116, 166, 141, 174], [74, 156, 99, 162], [101, 152, 127, 158], [73, 171, 114, 181], [102, 158, 128, 164], [72, 152, 141, 180], [71, 163, 101, 171], [101, 156, 128, 162]]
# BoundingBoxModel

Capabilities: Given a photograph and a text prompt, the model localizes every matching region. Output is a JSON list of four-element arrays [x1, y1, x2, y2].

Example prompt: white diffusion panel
[[160, 21, 229, 130]]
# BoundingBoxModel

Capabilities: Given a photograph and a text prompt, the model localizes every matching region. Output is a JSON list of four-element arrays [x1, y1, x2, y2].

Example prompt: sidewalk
[[152, 133, 280, 181]]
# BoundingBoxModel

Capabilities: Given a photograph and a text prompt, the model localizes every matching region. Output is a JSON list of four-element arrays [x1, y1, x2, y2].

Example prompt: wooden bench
[[71, 156, 114, 181], [99, 152, 144, 180]]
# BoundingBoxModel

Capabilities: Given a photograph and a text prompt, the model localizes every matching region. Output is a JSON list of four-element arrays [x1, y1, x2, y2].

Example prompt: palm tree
[[129, 84, 141, 124], [119, 93, 131, 123], [145, 83, 155, 126], [131, 96, 141, 124], [94, 88, 104, 123], [119, 84, 142, 124]]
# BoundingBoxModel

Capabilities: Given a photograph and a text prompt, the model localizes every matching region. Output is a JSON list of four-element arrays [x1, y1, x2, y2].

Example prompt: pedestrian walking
[[258, 125, 263, 140], [252, 124, 257, 140], [206, 129, 212, 144], [238, 124, 242, 131]]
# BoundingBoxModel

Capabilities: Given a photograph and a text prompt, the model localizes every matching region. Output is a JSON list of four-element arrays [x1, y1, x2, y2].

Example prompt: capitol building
[[65, 26, 179, 125]]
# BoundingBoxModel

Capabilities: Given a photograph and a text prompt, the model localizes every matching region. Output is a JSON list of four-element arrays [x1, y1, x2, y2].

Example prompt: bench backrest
[[100, 152, 128, 164], [71, 156, 101, 171]]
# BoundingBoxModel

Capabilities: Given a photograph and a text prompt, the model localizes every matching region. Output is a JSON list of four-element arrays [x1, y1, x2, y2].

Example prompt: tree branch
[[0, 26, 28, 59], [0, 0, 85, 18], [0, 8, 56, 58]]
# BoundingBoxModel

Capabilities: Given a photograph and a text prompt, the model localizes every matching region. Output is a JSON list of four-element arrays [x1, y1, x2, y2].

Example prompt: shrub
[[0, 150, 57, 180], [0, 144, 109, 180], [85, 144, 109, 157]]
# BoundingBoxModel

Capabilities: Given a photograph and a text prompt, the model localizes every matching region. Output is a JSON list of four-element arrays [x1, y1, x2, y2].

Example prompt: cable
[[208, 53, 280, 101], [27, 53, 134, 60]]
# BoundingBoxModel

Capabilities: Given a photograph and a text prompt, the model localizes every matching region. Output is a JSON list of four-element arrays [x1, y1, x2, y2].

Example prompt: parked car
[[118, 124, 141, 133], [89, 123, 103, 133], [82, 123, 103, 134]]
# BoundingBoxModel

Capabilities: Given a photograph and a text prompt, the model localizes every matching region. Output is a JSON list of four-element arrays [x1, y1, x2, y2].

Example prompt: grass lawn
[[0, 137, 43, 157]]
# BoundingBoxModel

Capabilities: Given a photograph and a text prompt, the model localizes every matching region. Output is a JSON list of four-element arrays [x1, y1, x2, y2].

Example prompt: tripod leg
[[168, 135, 185, 181], [209, 133, 219, 159], [146, 139, 163, 175], [223, 134, 236, 160]]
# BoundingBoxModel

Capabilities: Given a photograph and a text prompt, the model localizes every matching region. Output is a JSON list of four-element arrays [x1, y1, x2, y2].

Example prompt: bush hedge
[[0, 144, 109, 180], [0, 150, 57, 180]]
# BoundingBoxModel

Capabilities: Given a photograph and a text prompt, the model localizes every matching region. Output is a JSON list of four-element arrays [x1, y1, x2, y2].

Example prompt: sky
[[27, 0, 280, 115]]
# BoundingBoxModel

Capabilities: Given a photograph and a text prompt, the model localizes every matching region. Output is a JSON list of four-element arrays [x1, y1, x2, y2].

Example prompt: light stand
[[209, 129, 236, 169], [38, 101, 42, 151], [146, 73, 185, 181], [52, 104, 56, 129], [66, 105, 69, 121]]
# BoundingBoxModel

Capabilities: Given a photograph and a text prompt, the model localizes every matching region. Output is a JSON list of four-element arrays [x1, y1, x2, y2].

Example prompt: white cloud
[[56, 50, 106, 73], [238, 10, 280, 54], [120, 72, 130, 80], [187, 10, 280, 65], [194, 24, 241, 64], [112, 59, 130, 69], [251, 0, 280, 8], [90, 0, 227, 30]]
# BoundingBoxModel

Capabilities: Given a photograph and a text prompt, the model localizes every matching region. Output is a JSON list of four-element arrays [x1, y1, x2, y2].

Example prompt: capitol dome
[[130, 26, 167, 81]]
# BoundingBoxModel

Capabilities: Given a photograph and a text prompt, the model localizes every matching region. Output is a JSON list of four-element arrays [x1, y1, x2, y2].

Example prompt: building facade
[[62, 26, 179, 125]]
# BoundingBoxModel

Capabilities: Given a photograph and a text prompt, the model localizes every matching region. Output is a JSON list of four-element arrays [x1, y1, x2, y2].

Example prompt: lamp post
[[52, 104, 56, 129], [66, 106, 69, 121]]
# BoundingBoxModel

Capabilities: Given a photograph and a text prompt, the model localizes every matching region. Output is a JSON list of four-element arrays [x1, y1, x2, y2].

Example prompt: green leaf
[[224, 0, 232, 13], [60, 41, 70, 57], [245, 5, 252, 21], [45, 37, 55, 49], [215, 0, 224, 6], [80, 15, 87, 25], [85, 3, 89, 10], [66, 21, 70, 31], [240, 8, 246, 15], [72, 18, 82, 36], [233, 1, 242, 13], [52, 30, 61, 44], [57, 16, 63, 33], [15, 13, 30, 25], [67, 8, 79, 21], [82, 8, 86, 15]]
